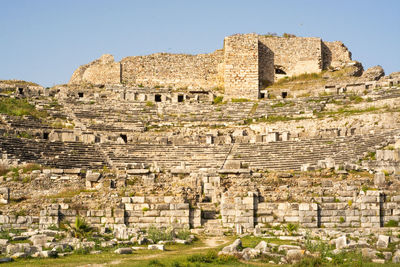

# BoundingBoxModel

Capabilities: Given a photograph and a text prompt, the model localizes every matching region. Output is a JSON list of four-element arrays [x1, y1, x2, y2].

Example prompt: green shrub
[[146, 101, 154, 107], [212, 96, 224, 104], [285, 223, 299, 235], [147, 259, 164, 266], [147, 225, 173, 243], [294, 256, 322, 267], [176, 227, 191, 240], [385, 220, 399, 227], [187, 250, 217, 263], [68, 216, 93, 239], [339, 217, 345, 223]]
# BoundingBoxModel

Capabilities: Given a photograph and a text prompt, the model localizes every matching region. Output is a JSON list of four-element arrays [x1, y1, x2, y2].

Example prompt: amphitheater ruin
[[1, 33, 400, 264]]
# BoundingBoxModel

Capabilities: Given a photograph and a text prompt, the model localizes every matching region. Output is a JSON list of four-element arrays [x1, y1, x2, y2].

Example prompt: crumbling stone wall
[[258, 36, 323, 77], [121, 50, 224, 89], [69, 54, 121, 85], [322, 41, 352, 69], [68, 33, 355, 100]]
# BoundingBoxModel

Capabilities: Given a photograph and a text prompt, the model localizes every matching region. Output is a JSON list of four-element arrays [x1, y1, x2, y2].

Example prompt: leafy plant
[[67, 216, 93, 239], [175, 227, 191, 240], [147, 225, 173, 243]]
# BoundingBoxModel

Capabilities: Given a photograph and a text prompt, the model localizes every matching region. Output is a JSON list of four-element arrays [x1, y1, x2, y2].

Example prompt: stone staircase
[[198, 203, 226, 236]]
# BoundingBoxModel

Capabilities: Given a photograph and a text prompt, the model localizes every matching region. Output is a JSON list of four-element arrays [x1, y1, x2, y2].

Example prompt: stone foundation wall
[[220, 189, 400, 232], [123, 196, 190, 228]]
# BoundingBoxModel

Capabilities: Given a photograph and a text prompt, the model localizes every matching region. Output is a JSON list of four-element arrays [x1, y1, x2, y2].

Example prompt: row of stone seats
[[235, 130, 397, 171], [1, 115, 52, 130], [0, 136, 107, 169], [101, 143, 232, 170]]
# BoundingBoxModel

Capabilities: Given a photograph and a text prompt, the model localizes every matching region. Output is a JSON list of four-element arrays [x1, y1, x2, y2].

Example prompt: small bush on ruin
[[212, 96, 224, 105], [385, 220, 399, 227], [147, 225, 173, 243], [175, 227, 191, 240], [146, 101, 154, 107], [67, 216, 93, 239]]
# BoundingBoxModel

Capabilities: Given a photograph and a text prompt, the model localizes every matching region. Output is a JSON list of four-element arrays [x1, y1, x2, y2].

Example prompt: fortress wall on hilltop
[[120, 50, 224, 89], [68, 34, 355, 100]]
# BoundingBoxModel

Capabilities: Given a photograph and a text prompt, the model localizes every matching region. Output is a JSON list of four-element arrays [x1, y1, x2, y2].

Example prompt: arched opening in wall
[[282, 92, 288, 99], [43, 132, 49, 140], [18, 88, 24, 95], [78, 92, 84, 98], [95, 136, 100, 143], [178, 95, 184, 102], [275, 68, 287, 75], [155, 94, 162, 102], [120, 134, 127, 143], [260, 92, 265, 99]]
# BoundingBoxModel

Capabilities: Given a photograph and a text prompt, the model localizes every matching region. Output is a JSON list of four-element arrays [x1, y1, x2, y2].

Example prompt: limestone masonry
[[69, 33, 354, 99], [1, 32, 400, 264]]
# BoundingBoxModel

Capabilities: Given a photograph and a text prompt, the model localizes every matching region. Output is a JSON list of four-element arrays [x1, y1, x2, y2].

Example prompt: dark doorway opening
[[18, 88, 24, 95], [178, 95, 184, 102], [43, 132, 49, 140], [275, 68, 287, 75], [155, 94, 162, 102], [95, 136, 100, 143], [260, 93, 265, 99], [282, 92, 288, 99], [120, 134, 127, 143], [78, 92, 84, 98]]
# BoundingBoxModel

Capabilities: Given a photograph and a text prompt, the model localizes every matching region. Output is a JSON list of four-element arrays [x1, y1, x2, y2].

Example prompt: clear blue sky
[[1, 0, 399, 87]]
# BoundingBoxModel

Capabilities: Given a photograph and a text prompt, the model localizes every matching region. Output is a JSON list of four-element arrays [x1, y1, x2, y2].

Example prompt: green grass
[[146, 101, 154, 107], [315, 106, 380, 118], [385, 220, 399, 227], [231, 98, 251, 103], [271, 72, 324, 88], [0, 98, 47, 118], [213, 96, 224, 105], [244, 115, 307, 125]]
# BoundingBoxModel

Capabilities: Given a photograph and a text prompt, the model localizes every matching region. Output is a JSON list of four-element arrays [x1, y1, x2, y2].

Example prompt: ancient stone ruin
[[1, 33, 400, 264], [69, 33, 355, 100]]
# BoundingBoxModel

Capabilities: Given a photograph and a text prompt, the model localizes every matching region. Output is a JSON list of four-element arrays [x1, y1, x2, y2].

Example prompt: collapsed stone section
[[68, 33, 355, 100], [69, 54, 121, 85]]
